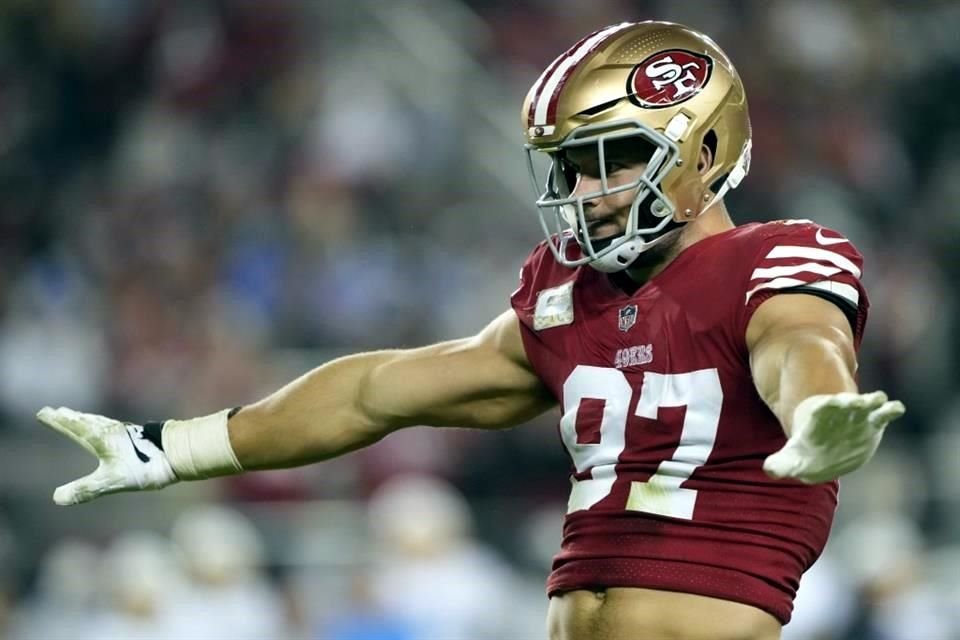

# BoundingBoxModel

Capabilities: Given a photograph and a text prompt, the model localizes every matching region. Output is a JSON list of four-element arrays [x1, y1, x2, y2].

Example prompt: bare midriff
[[547, 587, 783, 640]]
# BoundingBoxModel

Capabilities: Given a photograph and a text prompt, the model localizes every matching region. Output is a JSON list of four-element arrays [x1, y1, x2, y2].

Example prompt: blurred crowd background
[[0, 0, 958, 638]]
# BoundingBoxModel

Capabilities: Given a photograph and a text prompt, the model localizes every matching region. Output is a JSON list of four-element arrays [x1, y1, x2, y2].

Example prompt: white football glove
[[37, 407, 178, 506], [763, 391, 905, 484]]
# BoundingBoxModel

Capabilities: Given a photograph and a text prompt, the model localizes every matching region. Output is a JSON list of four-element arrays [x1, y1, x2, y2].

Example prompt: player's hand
[[763, 391, 905, 484], [37, 407, 178, 505]]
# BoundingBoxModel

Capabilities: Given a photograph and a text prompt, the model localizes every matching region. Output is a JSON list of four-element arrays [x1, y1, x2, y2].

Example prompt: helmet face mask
[[522, 21, 752, 273], [525, 120, 682, 272]]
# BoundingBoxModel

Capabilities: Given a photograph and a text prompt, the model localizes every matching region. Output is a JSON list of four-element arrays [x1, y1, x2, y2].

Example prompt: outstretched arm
[[746, 293, 904, 483], [39, 310, 555, 504], [229, 309, 554, 469]]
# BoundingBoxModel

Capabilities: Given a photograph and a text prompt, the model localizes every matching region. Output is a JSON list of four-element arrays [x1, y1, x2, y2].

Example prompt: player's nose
[[571, 175, 605, 209]]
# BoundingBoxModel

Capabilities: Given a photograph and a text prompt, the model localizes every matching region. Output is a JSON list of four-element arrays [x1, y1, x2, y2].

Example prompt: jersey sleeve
[[739, 221, 869, 349], [510, 240, 556, 330], [509, 241, 572, 395]]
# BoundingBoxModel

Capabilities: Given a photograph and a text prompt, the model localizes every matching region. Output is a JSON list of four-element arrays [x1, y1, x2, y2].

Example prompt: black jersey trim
[[780, 285, 858, 331]]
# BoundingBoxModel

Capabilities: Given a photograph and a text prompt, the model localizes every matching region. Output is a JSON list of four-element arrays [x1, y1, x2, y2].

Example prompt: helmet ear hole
[[703, 130, 718, 157], [698, 130, 718, 172]]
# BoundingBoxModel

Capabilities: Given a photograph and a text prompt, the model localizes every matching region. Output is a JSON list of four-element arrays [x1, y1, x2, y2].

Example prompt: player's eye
[[560, 159, 580, 191], [604, 161, 626, 175]]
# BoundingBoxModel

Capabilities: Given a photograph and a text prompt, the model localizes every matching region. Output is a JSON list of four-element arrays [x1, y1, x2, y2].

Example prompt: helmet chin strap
[[588, 215, 686, 273], [587, 226, 683, 273], [584, 173, 684, 273], [700, 139, 752, 217]]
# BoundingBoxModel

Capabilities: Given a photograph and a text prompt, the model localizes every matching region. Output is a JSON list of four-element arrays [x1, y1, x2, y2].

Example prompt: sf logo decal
[[646, 57, 701, 97], [629, 49, 713, 108]]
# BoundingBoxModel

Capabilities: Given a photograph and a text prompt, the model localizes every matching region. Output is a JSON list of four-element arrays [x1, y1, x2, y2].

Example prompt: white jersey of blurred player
[[9, 539, 101, 640], [86, 532, 185, 640], [166, 505, 290, 640], [366, 474, 515, 640], [834, 514, 955, 640]]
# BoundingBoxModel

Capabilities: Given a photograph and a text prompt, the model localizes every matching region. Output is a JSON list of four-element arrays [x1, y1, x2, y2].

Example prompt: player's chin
[[580, 233, 620, 252]]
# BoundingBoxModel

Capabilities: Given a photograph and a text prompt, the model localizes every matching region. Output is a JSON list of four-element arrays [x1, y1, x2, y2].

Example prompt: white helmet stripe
[[526, 31, 595, 127], [532, 22, 632, 127]]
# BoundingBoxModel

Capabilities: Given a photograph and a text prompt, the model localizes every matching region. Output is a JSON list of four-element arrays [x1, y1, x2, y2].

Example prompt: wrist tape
[[161, 409, 243, 479]]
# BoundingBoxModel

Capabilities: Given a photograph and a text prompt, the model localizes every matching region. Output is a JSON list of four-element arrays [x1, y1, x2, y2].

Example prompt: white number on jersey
[[560, 365, 723, 519]]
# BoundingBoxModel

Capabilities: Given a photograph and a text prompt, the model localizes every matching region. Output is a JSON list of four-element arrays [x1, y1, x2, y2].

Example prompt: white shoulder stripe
[[750, 262, 842, 280], [765, 245, 862, 278], [745, 277, 806, 303]]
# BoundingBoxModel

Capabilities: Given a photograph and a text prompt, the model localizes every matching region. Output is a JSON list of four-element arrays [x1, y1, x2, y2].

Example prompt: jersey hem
[[547, 557, 793, 625]]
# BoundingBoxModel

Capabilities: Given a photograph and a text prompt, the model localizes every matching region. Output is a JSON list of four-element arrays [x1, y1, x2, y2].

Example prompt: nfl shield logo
[[618, 305, 638, 332]]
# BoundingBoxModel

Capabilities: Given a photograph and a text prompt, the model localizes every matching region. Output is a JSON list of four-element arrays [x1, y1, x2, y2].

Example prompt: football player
[[39, 21, 903, 640]]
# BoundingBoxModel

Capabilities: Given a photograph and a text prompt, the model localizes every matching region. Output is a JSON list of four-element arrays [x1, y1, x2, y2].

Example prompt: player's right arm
[[229, 309, 555, 469], [37, 310, 556, 505]]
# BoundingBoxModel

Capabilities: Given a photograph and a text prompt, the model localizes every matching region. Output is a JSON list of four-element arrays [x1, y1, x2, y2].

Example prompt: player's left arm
[[746, 292, 905, 483]]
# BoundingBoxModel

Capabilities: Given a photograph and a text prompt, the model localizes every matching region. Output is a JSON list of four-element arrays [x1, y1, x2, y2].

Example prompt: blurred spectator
[[167, 504, 290, 640], [362, 474, 514, 640], [834, 515, 954, 640], [10, 538, 100, 640], [87, 531, 185, 640], [319, 570, 415, 640]]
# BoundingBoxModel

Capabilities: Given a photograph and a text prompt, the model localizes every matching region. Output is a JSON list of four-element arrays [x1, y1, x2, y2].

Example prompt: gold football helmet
[[522, 21, 751, 272]]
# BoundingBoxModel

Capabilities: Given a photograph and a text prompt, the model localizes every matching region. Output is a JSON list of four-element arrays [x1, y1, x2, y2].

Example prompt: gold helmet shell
[[522, 21, 752, 272]]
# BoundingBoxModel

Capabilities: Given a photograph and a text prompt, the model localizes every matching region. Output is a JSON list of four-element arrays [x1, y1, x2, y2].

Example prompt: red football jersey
[[509, 220, 868, 624]]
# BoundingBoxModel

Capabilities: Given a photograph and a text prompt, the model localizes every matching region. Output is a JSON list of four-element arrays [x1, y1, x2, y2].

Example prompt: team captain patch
[[534, 281, 575, 330]]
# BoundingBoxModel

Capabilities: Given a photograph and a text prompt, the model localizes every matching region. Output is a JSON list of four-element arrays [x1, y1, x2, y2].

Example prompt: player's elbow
[[354, 358, 409, 434]]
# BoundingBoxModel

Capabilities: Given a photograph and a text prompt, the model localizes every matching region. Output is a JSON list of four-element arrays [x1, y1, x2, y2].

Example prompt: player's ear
[[697, 143, 714, 175]]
